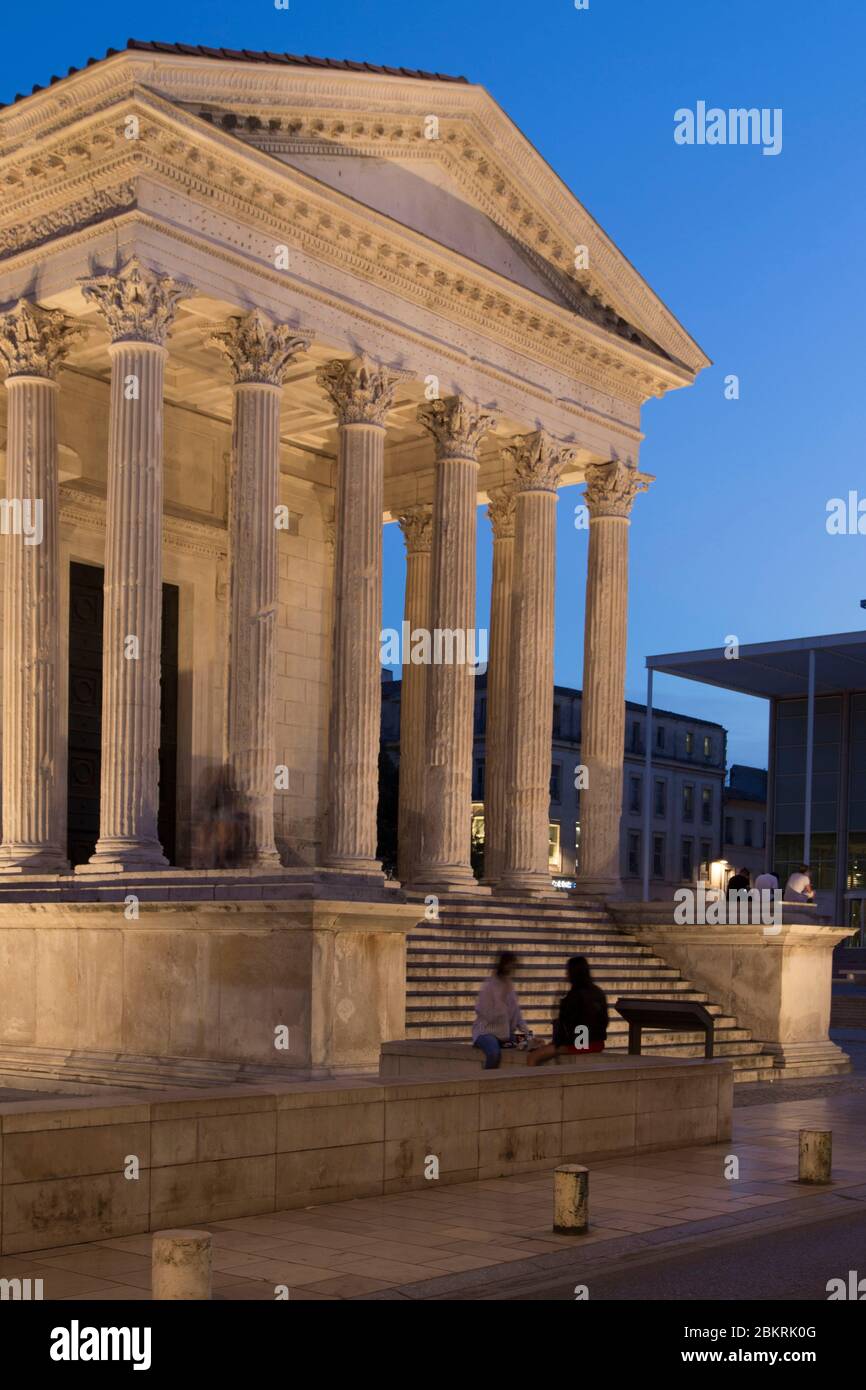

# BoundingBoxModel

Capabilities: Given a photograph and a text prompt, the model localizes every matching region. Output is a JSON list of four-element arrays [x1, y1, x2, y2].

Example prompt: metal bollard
[[152, 1229, 213, 1300], [798, 1129, 832, 1184], [553, 1164, 589, 1234]]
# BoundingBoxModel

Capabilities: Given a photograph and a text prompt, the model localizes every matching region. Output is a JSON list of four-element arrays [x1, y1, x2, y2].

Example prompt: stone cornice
[[0, 63, 707, 378], [60, 483, 228, 558]]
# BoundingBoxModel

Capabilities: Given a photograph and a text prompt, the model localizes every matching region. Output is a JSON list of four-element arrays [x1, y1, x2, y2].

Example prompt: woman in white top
[[472, 952, 530, 1069]]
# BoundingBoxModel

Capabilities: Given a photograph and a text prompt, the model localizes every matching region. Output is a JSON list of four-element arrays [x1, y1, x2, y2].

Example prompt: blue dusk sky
[[3, 0, 864, 769]]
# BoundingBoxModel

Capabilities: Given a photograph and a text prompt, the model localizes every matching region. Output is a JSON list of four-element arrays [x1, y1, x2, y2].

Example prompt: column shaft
[[326, 422, 385, 869], [482, 488, 515, 885], [225, 383, 282, 863], [0, 377, 66, 870], [416, 455, 479, 888], [396, 508, 432, 885], [87, 342, 168, 868], [577, 462, 652, 896], [501, 490, 558, 891]]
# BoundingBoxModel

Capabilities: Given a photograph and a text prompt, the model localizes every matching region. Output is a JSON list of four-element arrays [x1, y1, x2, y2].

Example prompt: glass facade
[[773, 696, 841, 891]]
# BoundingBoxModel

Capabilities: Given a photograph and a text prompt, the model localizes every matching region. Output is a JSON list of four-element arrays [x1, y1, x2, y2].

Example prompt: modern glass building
[[644, 632, 866, 944]]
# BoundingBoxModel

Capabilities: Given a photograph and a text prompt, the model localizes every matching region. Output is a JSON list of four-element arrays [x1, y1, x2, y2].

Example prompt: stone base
[[409, 869, 488, 895], [762, 1040, 852, 1078], [0, 895, 420, 1077], [0, 1055, 732, 1254], [0, 849, 69, 875], [494, 873, 557, 898], [77, 839, 169, 874], [575, 876, 623, 898]]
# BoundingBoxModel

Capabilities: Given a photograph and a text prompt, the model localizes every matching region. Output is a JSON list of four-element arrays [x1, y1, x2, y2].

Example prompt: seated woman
[[527, 955, 608, 1066], [472, 951, 530, 1070]]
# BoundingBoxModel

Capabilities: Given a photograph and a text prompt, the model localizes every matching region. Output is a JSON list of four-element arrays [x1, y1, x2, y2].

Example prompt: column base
[[235, 850, 284, 871], [322, 854, 383, 876], [77, 839, 169, 875], [575, 875, 623, 898], [495, 872, 556, 898], [0, 846, 70, 875], [408, 865, 484, 895]]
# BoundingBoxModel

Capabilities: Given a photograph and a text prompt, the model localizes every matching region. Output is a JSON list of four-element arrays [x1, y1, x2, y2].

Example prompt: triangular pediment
[[0, 42, 709, 377]]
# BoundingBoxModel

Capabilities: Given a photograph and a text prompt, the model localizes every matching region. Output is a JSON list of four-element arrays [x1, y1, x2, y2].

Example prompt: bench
[[614, 997, 715, 1059]]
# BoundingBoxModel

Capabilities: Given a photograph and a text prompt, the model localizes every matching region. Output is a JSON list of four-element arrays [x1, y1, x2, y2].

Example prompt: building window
[[652, 833, 665, 879], [550, 763, 561, 803], [685, 730, 694, 755], [682, 784, 694, 821], [681, 836, 694, 880], [629, 775, 642, 815], [654, 779, 666, 817], [475, 697, 486, 735], [630, 721, 642, 753], [627, 831, 641, 877], [548, 822, 561, 871], [701, 787, 712, 824], [700, 840, 712, 879], [725, 816, 735, 845], [552, 702, 561, 738], [744, 818, 753, 847], [656, 725, 666, 752], [473, 760, 485, 799], [703, 734, 712, 760]]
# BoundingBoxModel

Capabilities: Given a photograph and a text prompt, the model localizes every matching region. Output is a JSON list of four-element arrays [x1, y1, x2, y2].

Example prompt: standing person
[[472, 952, 530, 1070], [785, 865, 814, 902], [527, 956, 608, 1067]]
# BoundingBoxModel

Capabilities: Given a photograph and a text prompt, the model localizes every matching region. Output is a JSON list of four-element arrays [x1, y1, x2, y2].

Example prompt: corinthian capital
[[317, 356, 408, 426], [417, 395, 497, 460], [397, 504, 433, 554], [0, 300, 84, 380], [209, 309, 310, 386], [80, 257, 191, 346], [584, 460, 653, 518], [504, 431, 575, 493], [487, 484, 517, 539]]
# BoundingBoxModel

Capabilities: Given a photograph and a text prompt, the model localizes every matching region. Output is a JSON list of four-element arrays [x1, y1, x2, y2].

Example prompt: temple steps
[[404, 894, 777, 1080]]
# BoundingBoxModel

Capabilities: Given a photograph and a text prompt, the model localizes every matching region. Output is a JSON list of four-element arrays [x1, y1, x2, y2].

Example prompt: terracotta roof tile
[[0, 37, 468, 109]]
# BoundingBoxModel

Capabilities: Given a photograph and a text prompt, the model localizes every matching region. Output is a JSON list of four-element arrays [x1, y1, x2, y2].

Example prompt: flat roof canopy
[[647, 630, 866, 701]]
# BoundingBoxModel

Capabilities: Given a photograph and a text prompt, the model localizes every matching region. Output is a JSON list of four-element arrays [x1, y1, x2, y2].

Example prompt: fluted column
[[577, 460, 652, 896], [0, 302, 83, 872], [396, 505, 433, 885], [499, 433, 574, 895], [78, 259, 190, 872], [210, 311, 310, 866], [482, 484, 516, 885], [412, 397, 496, 892], [318, 358, 405, 872]]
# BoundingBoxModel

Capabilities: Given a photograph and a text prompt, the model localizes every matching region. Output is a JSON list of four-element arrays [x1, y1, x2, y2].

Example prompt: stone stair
[[405, 894, 776, 1082]]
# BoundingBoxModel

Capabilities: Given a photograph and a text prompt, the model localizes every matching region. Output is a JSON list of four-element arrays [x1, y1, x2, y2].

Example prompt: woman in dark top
[[527, 955, 608, 1066]]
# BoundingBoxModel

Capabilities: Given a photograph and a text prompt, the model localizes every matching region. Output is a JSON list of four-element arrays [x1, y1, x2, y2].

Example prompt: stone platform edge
[[0, 1054, 732, 1255]]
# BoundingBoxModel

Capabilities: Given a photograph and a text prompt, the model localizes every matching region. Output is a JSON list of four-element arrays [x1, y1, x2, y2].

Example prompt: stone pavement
[[1, 1084, 864, 1301]]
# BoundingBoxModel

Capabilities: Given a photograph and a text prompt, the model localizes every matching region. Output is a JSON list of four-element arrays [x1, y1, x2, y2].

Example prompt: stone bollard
[[152, 1229, 213, 1300], [554, 1164, 589, 1234], [798, 1130, 832, 1184]]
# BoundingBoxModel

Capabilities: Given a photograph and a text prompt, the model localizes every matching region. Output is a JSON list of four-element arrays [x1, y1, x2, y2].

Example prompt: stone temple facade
[[0, 42, 711, 1082]]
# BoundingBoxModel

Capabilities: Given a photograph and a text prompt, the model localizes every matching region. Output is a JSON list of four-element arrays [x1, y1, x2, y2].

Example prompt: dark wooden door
[[66, 562, 179, 866]]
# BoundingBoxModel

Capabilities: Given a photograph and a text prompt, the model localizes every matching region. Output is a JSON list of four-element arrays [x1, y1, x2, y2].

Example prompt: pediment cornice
[[0, 90, 692, 406], [0, 50, 707, 376]]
